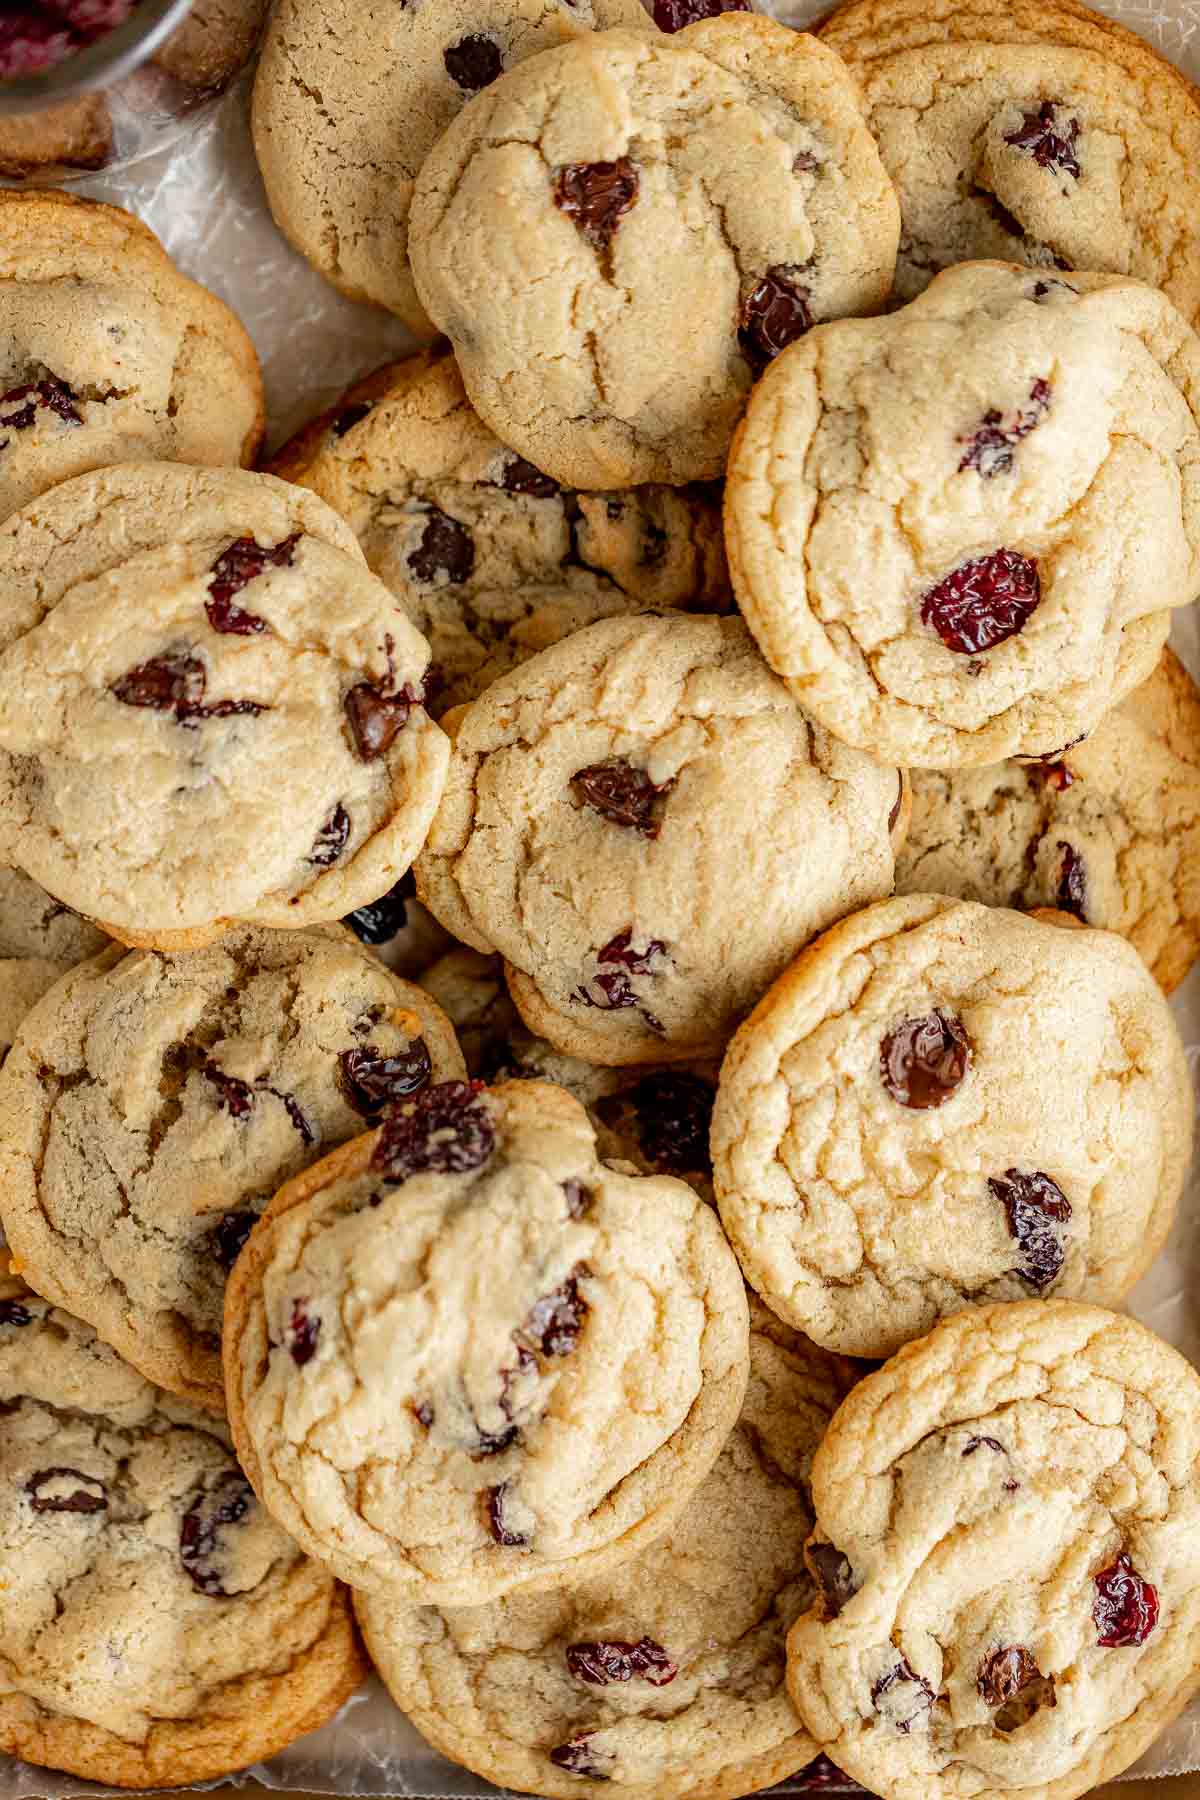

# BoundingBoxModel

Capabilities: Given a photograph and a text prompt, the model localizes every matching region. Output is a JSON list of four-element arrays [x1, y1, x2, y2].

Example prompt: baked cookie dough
[[712, 895, 1193, 1357], [0, 924, 463, 1412], [409, 17, 900, 485], [0, 866, 108, 1065], [787, 1301, 1200, 1800], [224, 1079, 749, 1602], [726, 261, 1200, 766]]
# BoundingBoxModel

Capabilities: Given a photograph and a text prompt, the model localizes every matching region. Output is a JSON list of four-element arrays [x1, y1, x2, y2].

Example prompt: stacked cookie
[[2, 0, 1200, 1796]]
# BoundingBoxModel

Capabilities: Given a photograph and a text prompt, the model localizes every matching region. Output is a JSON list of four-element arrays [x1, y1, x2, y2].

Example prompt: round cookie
[[154, 0, 271, 91], [713, 894, 1192, 1358], [0, 463, 449, 948], [0, 192, 262, 523], [0, 1274, 365, 1787], [415, 613, 907, 1066], [252, 0, 647, 334], [408, 17, 901, 486], [726, 261, 1200, 767], [0, 924, 464, 1412], [0, 96, 112, 180], [342, 870, 453, 981], [896, 649, 1200, 993], [787, 1300, 1200, 1800], [0, 866, 108, 1065], [223, 1078, 750, 1602], [819, 0, 1200, 324], [355, 1297, 854, 1800], [270, 350, 731, 714]]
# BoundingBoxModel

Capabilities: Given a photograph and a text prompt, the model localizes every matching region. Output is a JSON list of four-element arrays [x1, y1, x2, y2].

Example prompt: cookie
[[896, 649, 1200, 993], [154, 0, 270, 91], [0, 95, 112, 179], [420, 947, 720, 1201], [819, 0, 1200, 324], [223, 1078, 749, 1602], [0, 866, 108, 1065], [726, 261, 1200, 767], [355, 1297, 854, 1800], [415, 613, 906, 1066], [270, 350, 731, 714], [0, 1274, 366, 1787], [713, 894, 1192, 1358], [342, 870, 453, 981], [0, 923, 464, 1412], [0, 192, 262, 523], [0, 463, 449, 949], [252, 0, 647, 334], [408, 17, 900, 486], [787, 1300, 1200, 1800]]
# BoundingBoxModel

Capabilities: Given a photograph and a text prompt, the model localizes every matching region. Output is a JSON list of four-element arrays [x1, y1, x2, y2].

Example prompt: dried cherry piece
[[959, 379, 1052, 477], [413, 1399, 435, 1429], [1055, 843, 1087, 921], [920, 550, 1041, 655], [339, 1040, 432, 1119], [42, 0, 137, 33], [344, 681, 420, 761], [554, 159, 639, 249], [880, 1011, 970, 1109], [343, 872, 415, 945], [287, 1299, 321, 1366], [548, 1736, 611, 1780], [111, 651, 206, 714], [809, 1543, 858, 1618], [870, 1658, 935, 1733], [407, 507, 475, 585], [0, 373, 82, 433], [211, 1209, 256, 1271], [1094, 1552, 1158, 1646], [566, 1636, 677, 1685], [990, 1169, 1071, 1290], [499, 455, 559, 498], [573, 930, 667, 1025], [309, 804, 351, 866], [180, 1471, 255, 1595], [0, 1298, 35, 1326], [653, 0, 749, 29], [0, 13, 73, 78], [443, 32, 502, 89], [1004, 100, 1082, 178], [203, 1060, 255, 1118], [27, 1468, 107, 1514], [373, 1080, 495, 1183], [630, 1071, 714, 1174], [571, 760, 674, 837], [485, 1481, 529, 1547], [206, 533, 299, 635], [522, 1264, 591, 1357], [739, 269, 814, 373]]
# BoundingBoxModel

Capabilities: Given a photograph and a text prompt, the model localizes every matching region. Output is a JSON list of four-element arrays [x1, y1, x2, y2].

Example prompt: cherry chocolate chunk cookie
[[0, 866, 108, 1065], [270, 349, 731, 715], [0, 191, 262, 523], [819, 0, 1200, 324], [725, 261, 1200, 767], [414, 613, 907, 1067], [355, 1297, 855, 1800], [713, 895, 1193, 1359], [0, 924, 464, 1413], [408, 17, 900, 486], [223, 1079, 749, 1603], [0, 464, 449, 948], [787, 1301, 1200, 1800], [252, 0, 646, 334], [0, 1273, 365, 1787], [896, 649, 1200, 993]]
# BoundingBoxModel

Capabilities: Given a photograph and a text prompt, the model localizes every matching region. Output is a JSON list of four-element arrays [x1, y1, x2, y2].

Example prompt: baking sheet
[[4, 0, 1200, 1790]]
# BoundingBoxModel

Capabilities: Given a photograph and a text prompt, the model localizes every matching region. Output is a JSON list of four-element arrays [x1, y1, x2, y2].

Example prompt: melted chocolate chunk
[[566, 1636, 677, 1685], [977, 1644, 1044, 1706], [809, 1542, 858, 1618], [0, 1299, 36, 1327], [739, 268, 814, 372], [443, 32, 502, 89], [206, 534, 299, 635], [110, 651, 268, 725], [653, 0, 749, 28], [343, 872, 415, 945], [521, 1265, 591, 1357], [1055, 843, 1088, 920], [880, 1011, 970, 1109], [485, 1480, 529, 1547], [211, 1209, 256, 1271], [499, 455, 559, 498], [554, 159, 639, 249], [407, 507, 475, 585], [27, 1468, 107, 1515], [1004, 100, 1082, 178], [990, 1168, 1071, 1290], [373, 1080, 495, 1183], [339, 1040, 432, 1119], [548, 1736, 611, 1780], [309, 803, 351, 867], [180, 1471, 255, 1596], [344, 681, 420, 761], [870, 1658, 935, 1733], [920, 550, 1042, 655], [571, 760, 674, 836]]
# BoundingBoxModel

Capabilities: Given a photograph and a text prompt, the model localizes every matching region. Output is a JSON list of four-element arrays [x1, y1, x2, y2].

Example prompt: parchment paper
[[4, 0, 1200, 1790]]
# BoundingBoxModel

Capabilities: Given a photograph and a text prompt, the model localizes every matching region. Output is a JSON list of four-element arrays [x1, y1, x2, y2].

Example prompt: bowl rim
[[0, 0, 194, 114]]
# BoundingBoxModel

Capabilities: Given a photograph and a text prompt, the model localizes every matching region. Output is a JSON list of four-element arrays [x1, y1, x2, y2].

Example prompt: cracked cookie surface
[[414, 613, 905, 1066], [355, 1296, 853, 1800], [223, 1079, 749, 1602], [896, 650, 1200, 993], [726, 261, 1200, 766], [0, 865, 108, 1067], [252, 0, 646, 333], [408, 17, 900, 486], [712, 895, 1192, 1358], [271, 350, 731, 715], [819, 0, 1200, 325], [786, 1300, 1200, 1800], [0, 1274, 365, 1786], [0, 463, 449, 946], [0, 191, 262, 522], [0, 924, 464, 1412]]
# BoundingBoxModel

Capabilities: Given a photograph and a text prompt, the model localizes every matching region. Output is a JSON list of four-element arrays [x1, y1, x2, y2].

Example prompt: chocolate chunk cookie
[[252, 0, 647, 333], [0, 867, 108, 1066], [0, 1275, 365, 1786], [0, 192, 262, 523], [726, 262, 1200, 766], [356, 1298, 855, 1799], [0, 924, 464, 1411], [223, 1079, 749, 1601], [713, 895, 1192, 1357], [416, 613, 906, 1066], [408, 17, 900, 485], [820, 0, 1200, 324], [0, 464, 449, 948], [270, 350, 731, 714], [896, 650, 1200, 993], [787, 1301, 1200, 1800]]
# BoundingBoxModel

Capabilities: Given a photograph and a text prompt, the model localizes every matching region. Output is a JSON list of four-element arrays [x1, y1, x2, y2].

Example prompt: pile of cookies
[[2, 0, 1200, 1796]]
